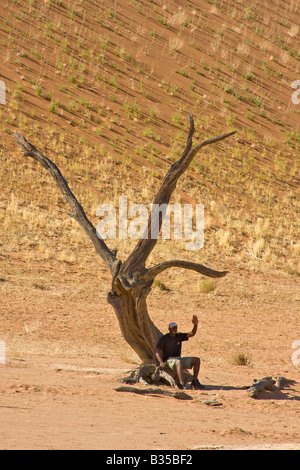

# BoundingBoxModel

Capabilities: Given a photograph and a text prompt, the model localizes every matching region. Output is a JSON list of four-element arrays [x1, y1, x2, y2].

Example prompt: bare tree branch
[[122, 114, 236, 275], [13, 132, 120, 276], [144, 260, 228, 281]]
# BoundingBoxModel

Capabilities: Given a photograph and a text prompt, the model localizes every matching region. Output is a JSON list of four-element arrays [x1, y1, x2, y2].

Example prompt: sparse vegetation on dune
[[0, 0, 298, 277]]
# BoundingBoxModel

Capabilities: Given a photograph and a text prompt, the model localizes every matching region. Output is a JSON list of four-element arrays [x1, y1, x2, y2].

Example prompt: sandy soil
[[1, 355, 299, 451], [1, 260, 299, 451]]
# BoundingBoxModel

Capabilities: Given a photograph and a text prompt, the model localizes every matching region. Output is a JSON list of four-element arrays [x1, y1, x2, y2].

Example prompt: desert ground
[[1, 256, 299, 450], [0, 0, 299, 451]]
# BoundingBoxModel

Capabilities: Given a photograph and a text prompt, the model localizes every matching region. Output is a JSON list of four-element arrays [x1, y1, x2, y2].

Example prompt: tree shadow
[[202, 382, 300, 401], [254, 388, 300, 401], [202, 384, 248, 392]]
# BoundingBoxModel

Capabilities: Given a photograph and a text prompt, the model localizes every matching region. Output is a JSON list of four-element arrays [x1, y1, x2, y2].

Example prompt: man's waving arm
[[187, 315, 198, 338]]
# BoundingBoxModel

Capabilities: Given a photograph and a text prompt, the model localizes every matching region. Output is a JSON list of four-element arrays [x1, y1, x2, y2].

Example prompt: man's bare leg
[[176, 359, 184, 385], [191, 357, 200, 380]]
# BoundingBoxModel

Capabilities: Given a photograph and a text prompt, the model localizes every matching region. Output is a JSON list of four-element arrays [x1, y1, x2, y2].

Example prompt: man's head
[[168, 321, 178, 336]]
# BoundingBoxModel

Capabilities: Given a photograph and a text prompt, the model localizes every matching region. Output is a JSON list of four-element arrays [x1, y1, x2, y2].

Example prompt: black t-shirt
[[156, 333, 189, 361]]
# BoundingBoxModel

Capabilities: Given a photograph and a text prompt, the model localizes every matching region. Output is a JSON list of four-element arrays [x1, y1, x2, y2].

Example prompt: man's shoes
[[177, 383, 189, 390], [177, 380, 203, 390], [191, 379, 203, 390]]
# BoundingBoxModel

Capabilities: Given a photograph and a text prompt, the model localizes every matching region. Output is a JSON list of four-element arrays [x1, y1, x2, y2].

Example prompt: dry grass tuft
[[197, 279, 216, 293], [152, 279, 169, 291], [229, 351, 252, 366]]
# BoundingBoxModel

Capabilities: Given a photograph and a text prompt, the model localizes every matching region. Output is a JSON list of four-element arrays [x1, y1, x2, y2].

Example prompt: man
[[155, 315, 202, 390]]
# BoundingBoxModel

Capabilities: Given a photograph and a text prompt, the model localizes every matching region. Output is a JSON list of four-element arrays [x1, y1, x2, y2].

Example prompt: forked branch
[[13, 132, 120, 276], [13, 114, 235, 283], [123, 114, 236, 274]]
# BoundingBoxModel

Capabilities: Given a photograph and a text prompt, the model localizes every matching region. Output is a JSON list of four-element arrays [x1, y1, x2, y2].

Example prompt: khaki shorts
[[165, 356, 195, 370]]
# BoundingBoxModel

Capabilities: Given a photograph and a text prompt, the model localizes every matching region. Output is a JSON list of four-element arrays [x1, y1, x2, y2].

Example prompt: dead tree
[[14, 113, 235, 386]]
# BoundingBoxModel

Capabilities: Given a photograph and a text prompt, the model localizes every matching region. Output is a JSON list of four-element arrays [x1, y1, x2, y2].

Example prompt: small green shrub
[[197, 279, 216, 293]]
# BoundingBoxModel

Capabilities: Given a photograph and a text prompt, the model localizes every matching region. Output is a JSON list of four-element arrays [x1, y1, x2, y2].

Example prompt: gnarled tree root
[[120, 364, 193, 388]]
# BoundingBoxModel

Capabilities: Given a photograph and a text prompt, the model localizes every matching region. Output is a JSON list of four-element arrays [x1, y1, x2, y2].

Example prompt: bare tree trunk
[[13, 114, 235, 380], [107, 278, 161, 363]]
